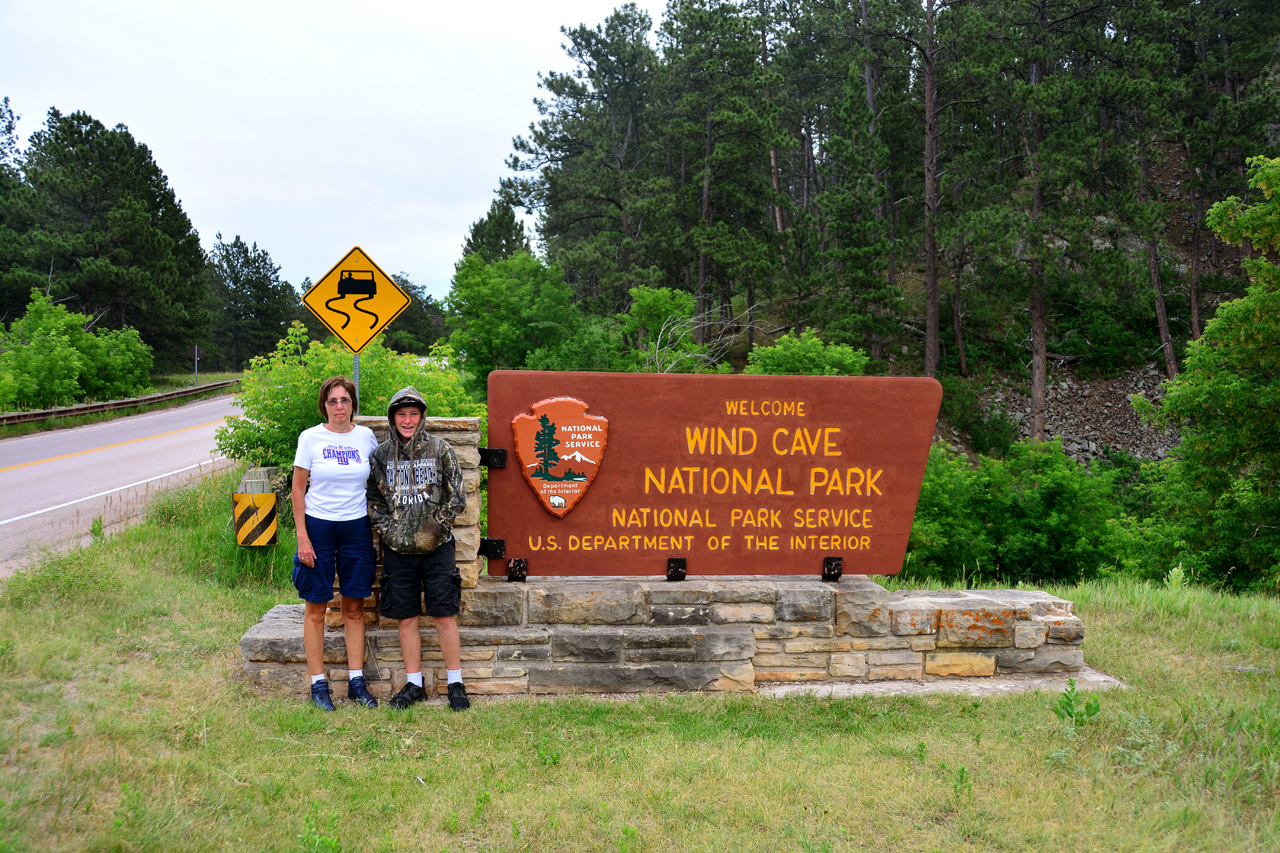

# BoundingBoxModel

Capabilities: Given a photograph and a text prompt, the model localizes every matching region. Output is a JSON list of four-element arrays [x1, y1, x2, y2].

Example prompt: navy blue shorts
[[379, 539, 460, 619], [293, 515, 375, 603]]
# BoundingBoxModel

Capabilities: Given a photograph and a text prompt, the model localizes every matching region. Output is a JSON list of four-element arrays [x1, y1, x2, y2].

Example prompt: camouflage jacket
[[366, 392, 467, 554]]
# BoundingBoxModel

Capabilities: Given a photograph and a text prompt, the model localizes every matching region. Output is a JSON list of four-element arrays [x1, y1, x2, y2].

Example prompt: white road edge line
[[0, 456, 226, 525]]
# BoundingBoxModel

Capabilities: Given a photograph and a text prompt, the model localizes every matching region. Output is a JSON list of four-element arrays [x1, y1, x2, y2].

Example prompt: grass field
[[0, 468, 1276, 851]]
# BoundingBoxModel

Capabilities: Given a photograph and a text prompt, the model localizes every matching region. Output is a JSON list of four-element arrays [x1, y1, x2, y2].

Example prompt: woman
[[291, 375, 380, 710]]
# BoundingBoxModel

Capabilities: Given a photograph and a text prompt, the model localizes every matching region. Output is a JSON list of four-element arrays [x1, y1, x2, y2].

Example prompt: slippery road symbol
[[326, 270, 378, 330]]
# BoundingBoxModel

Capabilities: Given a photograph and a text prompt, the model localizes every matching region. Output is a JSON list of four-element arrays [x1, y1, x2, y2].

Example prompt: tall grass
[[0, 472, 1276, 851]]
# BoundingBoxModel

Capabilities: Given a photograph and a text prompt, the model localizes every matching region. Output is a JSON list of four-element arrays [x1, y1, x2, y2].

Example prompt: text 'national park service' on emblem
[[512, 397, 608, 518]]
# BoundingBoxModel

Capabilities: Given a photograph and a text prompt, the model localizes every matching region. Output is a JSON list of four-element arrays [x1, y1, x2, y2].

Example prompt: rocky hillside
[[937, 363, 1180, 463]]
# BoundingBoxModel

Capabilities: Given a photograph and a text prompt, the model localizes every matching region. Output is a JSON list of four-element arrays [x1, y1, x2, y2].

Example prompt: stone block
[[651, 605, 712, 626], [695, 629, 755, 661], [753, 653, 828, 668], [998, 648, 1084, 673], [830, 653, 868, 678], [454, 663, 528, 680], [783, 638, 852, 653], [529, 585, 646, 625], [465, 677, 529, 695], [239, 605, 305, 662], [868, 664, 923, 681], [628, 647, 697, 662], [528, 663, 727, 693], [925, 652, 996, 677], [457, 558, 483, 589], [455, 499, 481, 528], [712, 581, 778, 604], [836, 575, 893, 602], [776, 586, 834, 621], [420, 650, 494, 662], [462, 469, 481, 494], [850, 636, 910, 650], [711, 662, 755, 692], [454, 446, 481, 469], [753, 667, 829, 682], [910, 637, 938, 651], [1015, 618, 1047, 649], [712, 603, 774, 624], [996, 649, 1034, 667], [752, 624, 835, 640], [460, 585, 524, 626], [1045, 616, 1085, 644], [551, 631, 623, 662], [836, 603, 889, 637], [937, 605, 1014, 648], [891, 602, 939, 636], [649, 585, 714, 606], [981, 589, 1074, 617], [754, 640, 784, 654], [497, 647, 550, 661], [868, 651, 922, 667], [242, 662, 309, 691], [454, 525, 480, 563], [625, 629, 697, 650], [459, 628, 550, 646]]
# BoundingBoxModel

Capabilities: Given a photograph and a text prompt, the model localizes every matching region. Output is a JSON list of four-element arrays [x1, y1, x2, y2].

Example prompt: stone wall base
[[240, 576, 1084, 698]]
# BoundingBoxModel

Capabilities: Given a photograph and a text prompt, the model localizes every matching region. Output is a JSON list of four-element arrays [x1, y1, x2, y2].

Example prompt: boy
[[367, 386, 470, 710]]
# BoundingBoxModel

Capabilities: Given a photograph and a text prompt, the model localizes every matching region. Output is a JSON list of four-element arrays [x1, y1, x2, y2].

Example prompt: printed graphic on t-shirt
[[321, 446, 364, 465], [388, 458, 438, 505]]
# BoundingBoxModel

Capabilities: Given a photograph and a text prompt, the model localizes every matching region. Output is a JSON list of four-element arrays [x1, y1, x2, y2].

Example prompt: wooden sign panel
[[487, 371, 942, 577]]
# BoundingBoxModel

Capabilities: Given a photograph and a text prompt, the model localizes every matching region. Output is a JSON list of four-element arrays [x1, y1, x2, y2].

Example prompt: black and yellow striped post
[[233, 492, 278, 546]]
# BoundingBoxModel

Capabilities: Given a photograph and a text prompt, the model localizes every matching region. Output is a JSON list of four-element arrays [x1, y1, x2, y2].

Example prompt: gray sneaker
[[389, 681, 427, 709]]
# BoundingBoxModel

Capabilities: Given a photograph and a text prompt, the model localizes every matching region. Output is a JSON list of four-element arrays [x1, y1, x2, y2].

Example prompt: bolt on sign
[[486, 371, 942, 577], [302, 247, 410, 353]]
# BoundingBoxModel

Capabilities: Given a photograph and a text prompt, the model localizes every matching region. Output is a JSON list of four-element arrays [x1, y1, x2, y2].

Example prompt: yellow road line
[[0, 420, 226, 473]]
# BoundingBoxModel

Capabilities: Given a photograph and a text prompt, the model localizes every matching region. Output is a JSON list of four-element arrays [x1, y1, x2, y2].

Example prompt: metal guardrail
[[0, 379, 240, 426]]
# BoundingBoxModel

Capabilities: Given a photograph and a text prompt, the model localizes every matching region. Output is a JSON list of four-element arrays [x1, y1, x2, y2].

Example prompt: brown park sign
[[487, 371, 942, 577]]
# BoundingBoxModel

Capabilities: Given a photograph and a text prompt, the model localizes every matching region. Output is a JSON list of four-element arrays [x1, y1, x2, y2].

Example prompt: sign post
[[303, 246, 410, 398]]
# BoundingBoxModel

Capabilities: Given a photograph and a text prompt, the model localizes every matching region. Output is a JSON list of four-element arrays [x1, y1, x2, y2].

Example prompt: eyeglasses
[[325, 397, 352, 408]]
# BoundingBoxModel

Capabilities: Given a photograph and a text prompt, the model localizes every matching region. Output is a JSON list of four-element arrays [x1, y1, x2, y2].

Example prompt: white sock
[[447, 669, 463, 685], [349, 669, 363, 681], [407, 671, 423, 687], [311, 673, 326, 685]]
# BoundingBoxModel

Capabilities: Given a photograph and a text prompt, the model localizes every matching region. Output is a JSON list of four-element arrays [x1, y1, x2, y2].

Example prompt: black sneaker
[[310, 679, 335, 711], [347, 676, 378, 708], [447, 682, 471, 711], [389, 681, 427, 709]]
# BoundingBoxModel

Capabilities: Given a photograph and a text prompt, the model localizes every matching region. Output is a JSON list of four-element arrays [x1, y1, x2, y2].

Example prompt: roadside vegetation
[[0, 468, 1276, 852]]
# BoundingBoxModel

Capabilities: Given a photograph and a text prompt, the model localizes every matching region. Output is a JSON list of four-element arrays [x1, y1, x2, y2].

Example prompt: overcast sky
[[1, 0, 669, 301]]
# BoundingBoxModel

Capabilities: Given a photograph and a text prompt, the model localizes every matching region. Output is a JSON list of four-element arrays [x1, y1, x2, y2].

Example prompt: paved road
[[0, 395, 240, 576]]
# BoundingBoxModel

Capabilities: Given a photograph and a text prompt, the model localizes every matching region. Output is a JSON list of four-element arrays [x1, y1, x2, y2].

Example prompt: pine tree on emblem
[[533, 415, 561, 480]]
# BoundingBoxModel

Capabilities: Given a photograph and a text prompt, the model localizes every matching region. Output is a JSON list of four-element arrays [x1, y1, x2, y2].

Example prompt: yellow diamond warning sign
[[303, 247, 410, 353]]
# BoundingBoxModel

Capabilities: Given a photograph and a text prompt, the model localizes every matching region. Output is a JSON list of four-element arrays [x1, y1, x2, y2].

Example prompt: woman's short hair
[[317, 376, 358, 422]]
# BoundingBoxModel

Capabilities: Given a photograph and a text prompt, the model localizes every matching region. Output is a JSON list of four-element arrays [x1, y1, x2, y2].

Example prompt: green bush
[[0, 291, 152, 409], [907, 440, 1122, 585], [1119, 155, 1280, 592], [215, 322, 482, 468], [743, 329, 868, 376]]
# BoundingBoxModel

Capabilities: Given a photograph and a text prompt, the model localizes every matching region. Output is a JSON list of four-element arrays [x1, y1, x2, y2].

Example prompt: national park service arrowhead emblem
[[512, 397, 608, 518]]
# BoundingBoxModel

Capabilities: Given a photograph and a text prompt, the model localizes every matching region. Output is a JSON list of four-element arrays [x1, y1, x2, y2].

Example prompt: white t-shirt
[[293, 423, 379, 521]]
